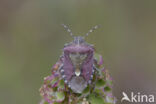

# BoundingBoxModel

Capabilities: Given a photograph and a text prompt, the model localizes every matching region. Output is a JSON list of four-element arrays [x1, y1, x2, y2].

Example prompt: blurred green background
[[0, 0, 156, 104]]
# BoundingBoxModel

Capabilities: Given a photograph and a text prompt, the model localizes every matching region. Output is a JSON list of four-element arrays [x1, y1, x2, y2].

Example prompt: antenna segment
[[85, 25, 100, 37], [61, 24, 74, 37]]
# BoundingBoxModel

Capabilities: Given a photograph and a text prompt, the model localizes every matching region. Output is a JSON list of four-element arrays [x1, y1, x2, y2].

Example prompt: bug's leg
[[93, 64, 100, 72], [58, 62, 69, 84], [93, 57, 103, 72], [58, 64, 63, 72], [90, 61, 102, 91], [58, 64, 68, 84], [88, 64, 97, 92], [58, 64, 65, 79]]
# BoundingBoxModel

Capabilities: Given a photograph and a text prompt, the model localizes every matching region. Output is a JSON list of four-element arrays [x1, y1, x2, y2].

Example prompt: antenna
[[61, 24, 74, 37], [85, 25, 100, 37]]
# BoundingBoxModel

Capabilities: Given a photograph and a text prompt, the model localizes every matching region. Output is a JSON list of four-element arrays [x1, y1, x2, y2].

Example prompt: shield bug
[[59, 24, 100, 93]]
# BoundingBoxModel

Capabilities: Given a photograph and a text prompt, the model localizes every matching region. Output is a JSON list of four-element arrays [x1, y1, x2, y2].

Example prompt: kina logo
[[121, 92, 155, 103]]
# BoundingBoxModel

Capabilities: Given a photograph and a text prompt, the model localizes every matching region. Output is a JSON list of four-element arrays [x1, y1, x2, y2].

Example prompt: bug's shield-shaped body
[[60, 36, 94, 93]]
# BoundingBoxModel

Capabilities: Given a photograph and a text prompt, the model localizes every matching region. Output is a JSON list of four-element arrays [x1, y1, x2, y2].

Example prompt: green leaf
[[94, 53, 101, 62], [89, 93, 105, 104], [43, 101, 49, 104], [104, 86, 111, 91], [83, 86, 90, 94], [56, 91, 65, 101], [53, 87, 57, 92], [58, 79, 65, 89], [51, 77, 59, 85], [53, 102, 60, 104], [94, 88, 101, 94], [104, 86, 111, 92], [96, 79, 106, 87]]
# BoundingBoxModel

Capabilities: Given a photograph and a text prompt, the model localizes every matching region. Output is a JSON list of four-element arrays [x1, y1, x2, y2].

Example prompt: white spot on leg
[[68, 84, 71, 88], [88, 80, 91, 84], [62, 75, 66, 78], [64, 80, 68, 83], [60, 69, 64, 73], [91, 75, 93, 79]]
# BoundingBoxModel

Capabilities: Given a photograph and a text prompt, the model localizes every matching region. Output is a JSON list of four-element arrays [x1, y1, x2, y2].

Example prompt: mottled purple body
[[60, 36, 95, 93], [63, 40, 94, 81], [58, 25, 100, 93]]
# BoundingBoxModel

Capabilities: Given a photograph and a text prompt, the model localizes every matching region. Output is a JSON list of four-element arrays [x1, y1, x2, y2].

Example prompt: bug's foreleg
[[58, 64, 65, 77]]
